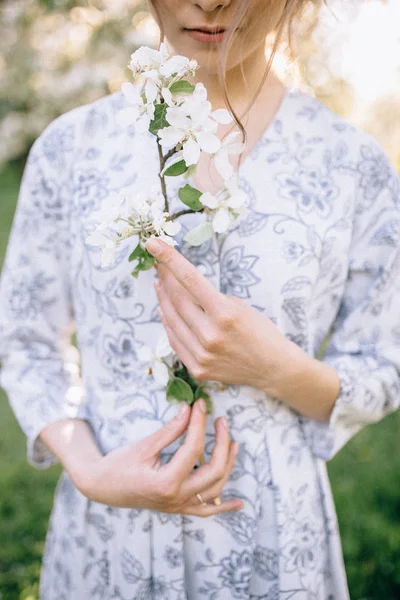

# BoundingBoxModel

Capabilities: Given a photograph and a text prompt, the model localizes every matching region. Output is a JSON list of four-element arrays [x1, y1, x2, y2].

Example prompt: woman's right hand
[[77, 399, 243, 516]]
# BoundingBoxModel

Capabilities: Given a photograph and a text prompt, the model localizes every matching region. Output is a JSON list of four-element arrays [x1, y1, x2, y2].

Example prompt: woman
[[1, 0, 400, 598]]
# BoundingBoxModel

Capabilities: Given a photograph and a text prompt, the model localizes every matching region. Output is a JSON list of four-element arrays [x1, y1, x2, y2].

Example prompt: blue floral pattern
[[1, 88, 400, 599]]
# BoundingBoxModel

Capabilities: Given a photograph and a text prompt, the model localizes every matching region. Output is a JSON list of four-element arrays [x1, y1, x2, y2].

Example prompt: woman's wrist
[[39, 419, 103, 493], [261, 339, 341, 423]]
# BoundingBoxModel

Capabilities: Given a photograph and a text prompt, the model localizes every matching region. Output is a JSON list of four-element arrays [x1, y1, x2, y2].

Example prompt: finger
[[140, 402, 191, 457], [154, 279, 205, 357], [180, 418, 233, 497], [163, 399, 208, 481], [180, 498, 244, 517], [158, 312, 199, 376], [156, 264, 209, 335], [186, 441, 239, 505], [145, 237, 220, 314]]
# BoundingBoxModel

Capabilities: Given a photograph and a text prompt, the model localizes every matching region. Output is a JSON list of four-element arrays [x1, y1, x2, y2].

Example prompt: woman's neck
[[193, 42, 281, 115]]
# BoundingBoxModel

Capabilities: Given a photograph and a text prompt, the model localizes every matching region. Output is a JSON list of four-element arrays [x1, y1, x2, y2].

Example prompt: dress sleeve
[[301, 141, 400, 461], [0, 125, 90, 469]]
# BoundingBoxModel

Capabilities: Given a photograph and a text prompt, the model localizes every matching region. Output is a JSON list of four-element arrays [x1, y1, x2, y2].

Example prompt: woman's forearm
[[38, 419, 103, 492], [264, 340, 341, 423]]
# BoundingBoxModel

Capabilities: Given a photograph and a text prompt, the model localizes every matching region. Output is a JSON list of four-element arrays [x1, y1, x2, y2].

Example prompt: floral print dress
[[1, 87, 400, 600]]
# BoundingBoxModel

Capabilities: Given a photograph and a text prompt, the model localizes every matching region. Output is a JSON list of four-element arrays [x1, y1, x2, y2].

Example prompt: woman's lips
[[185, 28, 226, 44]]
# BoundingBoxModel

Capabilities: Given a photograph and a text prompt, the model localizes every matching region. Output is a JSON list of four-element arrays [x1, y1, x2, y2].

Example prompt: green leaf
[[140, 253, 156, 271], [178, 184, 203, 211], [130, 247, 155, 277], [149, 103, 169, 136], [128, 243, 145, 262], [164, 159, 188, 177], [195, 386, 213, 414], [166, 377, 194, 404], [183, 221, 214, 247], [169, 80, 196, 95], [131, 266, 141, 278]]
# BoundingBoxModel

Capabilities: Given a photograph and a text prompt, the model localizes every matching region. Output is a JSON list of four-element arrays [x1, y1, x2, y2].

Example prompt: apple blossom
[[137, 331, 175, 386], [200, 178, 248, 234], [213, 131, 245, 180], [129, 43, 170, 80], [118, 80, 158, 132]]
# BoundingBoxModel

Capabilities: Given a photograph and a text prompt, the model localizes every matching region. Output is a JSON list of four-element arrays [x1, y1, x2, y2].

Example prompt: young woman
[[1, 0, 400, 598]]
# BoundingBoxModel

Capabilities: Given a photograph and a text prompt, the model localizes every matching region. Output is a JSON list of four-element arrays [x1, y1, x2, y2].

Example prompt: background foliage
[[1, 1, 400, 599]]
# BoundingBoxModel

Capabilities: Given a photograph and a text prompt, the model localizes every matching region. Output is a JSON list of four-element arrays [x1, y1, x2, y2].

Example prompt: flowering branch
[[85, 43, 248, 414]]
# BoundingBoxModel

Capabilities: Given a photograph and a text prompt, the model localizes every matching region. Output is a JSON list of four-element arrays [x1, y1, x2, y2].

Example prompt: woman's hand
[[145, 237, 297, 395], [77, 400, 243, 516]]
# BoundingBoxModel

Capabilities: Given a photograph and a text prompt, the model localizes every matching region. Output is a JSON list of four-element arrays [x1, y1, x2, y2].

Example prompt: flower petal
[[145, 79, 158, 103], [227, 190, 247, 209], [121, 82, 141, 104], [162, 219, 181, 236], [158, 233, 179, 247], [193, 82, 208, 102], [183, 138, 201, 166], [183, 221, 214, 246], [101, 243, 117, 267], [162, 87, 174, 106], [214, 150, 234, 180], [152, 361, 170, 386], [196, 131, 221, 154], [86, 229, 108, 247], [212, 208, 231, 233], [200, 192, 219, 209], [156, 332, 173, 358], [223, 131, 241, 145], [158, 126, 184, 148], [166, 107, 192, 130], [211, 108, 233, 124], [136, 114, 151, 133]]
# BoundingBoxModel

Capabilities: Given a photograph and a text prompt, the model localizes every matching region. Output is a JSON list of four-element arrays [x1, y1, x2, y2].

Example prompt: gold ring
[[213, 496, 222, 506], [196, 493, 207, 506]]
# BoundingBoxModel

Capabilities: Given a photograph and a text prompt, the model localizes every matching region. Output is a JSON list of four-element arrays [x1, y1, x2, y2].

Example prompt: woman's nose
[[192, 0, 232, 12]]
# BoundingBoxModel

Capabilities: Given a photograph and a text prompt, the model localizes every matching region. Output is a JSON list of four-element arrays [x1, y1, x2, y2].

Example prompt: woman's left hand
[[145, 237, 300, 394]]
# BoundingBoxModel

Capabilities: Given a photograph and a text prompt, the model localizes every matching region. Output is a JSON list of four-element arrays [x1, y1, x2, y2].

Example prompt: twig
[[170, 208, 203, 221], [157, 142, 169, 213]]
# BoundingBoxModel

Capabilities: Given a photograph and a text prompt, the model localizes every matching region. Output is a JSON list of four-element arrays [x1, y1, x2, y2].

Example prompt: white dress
[[1, 87, 400, 600]]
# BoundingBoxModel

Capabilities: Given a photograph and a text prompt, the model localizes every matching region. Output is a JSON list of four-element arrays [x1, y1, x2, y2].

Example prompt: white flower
[[94, 198, 124, 230], [137, 331, 174, 385], [200, 178, 248, 233], [213, 131, 245, 180], [157, 83, 233, 166], [162, 86, 175, 107], [127, 189, 164, 219], [118, 80, 158, 132], [152, 213, 182, 247], [86, 229, 117, 267], [183, 83, 232, 126], [159, 55, 198, 78], [129, 43, 170, 79]]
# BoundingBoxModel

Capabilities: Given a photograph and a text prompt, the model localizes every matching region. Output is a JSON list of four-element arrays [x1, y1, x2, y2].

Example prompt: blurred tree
[[0, 0, 398, 167]]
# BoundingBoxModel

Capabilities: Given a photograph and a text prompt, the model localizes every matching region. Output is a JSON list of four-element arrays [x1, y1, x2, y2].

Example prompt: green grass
[[1, 163, 400, 599], [0, 163, 61, 600]]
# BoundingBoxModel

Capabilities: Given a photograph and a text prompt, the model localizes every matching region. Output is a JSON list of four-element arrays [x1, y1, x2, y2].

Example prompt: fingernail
[[237, 502, 244, 510], [197, 398, 207, 413], [145, 237, 162, 256], [177, 403, 189, 418], [221, 416, 228, 429]]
